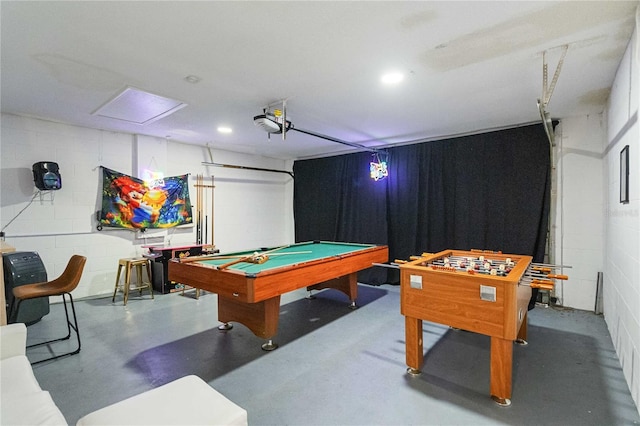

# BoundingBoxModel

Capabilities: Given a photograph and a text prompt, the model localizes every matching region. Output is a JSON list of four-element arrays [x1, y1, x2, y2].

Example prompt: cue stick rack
[[183, 174, 215, 299], [194, 174, 215, 248]]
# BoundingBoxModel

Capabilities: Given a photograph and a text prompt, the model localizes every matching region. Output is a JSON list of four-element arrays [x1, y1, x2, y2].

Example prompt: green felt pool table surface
[[196, 241, 379, 275]]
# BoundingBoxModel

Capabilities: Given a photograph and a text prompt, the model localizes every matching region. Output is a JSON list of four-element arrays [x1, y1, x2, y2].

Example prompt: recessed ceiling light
[[217, 126, 232, 134], [381, 72, 404, 85]]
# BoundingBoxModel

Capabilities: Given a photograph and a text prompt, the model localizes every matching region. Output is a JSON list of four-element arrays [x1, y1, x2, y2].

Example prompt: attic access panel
[[92, 86, 187, 125]]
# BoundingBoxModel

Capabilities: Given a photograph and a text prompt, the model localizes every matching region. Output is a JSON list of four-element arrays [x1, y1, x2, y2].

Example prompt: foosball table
[[398, 249, 567, 406]]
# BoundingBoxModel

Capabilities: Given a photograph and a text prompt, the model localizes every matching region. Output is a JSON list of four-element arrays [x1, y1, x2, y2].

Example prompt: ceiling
[[1, 1, 637, 160]]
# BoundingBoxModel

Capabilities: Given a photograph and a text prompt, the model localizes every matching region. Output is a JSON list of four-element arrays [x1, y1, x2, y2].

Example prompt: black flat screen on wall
[[620, 145, 629, 204]]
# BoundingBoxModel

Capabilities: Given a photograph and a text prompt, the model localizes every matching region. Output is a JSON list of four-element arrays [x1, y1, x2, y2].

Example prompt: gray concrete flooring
[[23, 284, 640, 425]]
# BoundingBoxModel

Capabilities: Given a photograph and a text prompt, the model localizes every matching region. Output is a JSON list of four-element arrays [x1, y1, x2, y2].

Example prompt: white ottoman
[[76, 375, 247, 426]]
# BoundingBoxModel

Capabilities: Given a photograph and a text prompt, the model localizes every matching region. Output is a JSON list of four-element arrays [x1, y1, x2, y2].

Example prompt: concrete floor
[[23, 284, 640, 425]]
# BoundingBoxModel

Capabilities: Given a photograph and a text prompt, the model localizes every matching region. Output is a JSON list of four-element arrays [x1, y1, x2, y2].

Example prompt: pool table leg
[[217, 295, 281, 350], [307, 272, 358, 308]]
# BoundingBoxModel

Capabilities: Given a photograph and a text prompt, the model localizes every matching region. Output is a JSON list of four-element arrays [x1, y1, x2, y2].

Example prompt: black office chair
[[9, 255, 87, 364]]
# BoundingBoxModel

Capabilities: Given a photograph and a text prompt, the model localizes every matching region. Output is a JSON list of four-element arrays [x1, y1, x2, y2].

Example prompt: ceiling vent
[[92, 86, 187, 125]]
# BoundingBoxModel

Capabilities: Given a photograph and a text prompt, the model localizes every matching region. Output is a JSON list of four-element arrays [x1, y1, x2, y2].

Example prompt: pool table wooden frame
[[400, 249, 532, 406], [168, 241, 388, 349]]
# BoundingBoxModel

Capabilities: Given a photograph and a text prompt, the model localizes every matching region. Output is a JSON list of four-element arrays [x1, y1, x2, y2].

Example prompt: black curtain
[[294, 152, 388, 284], [294, 124, 550, 285]]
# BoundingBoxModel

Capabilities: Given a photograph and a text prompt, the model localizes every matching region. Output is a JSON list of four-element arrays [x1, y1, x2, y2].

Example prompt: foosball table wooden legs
[[405, 316, 423, 376], [490, 336, 513, 406], [404, 316, 517, 406]]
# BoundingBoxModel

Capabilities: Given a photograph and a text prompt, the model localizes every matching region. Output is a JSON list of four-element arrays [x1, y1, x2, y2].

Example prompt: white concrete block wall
[[553, 114, 605, 311], [0, 114, 294, 300], [604, 14, 640, 415], [162, 136, 294, 252], [1, 114, 135, 299]]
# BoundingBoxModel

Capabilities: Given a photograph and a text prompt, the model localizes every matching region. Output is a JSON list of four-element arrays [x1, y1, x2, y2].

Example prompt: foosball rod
[[430, 257, 511, 264], [372, 262, 401, 269], [395, 254, 511, 265], [520, 276, 556, 283], [430, 259, 513, 271], [432, 255, 515, 265], [523, 272, 568, 280], [529, 262, 573, 269], [520, 281, 555, 290]]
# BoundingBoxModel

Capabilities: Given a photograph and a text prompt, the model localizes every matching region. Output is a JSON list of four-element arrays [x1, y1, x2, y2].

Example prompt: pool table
[[168, 241, 388, 350]]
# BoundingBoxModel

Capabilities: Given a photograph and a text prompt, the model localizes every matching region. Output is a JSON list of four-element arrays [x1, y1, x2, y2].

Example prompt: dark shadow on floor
[[403, 323, 625, 426], [125, 285, 388, 386]]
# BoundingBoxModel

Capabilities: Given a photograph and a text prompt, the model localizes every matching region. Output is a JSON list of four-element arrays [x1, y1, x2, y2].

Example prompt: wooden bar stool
[[112, 258, 154, 305]]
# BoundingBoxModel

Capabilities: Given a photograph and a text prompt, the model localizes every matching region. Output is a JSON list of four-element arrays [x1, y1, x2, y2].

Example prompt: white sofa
[[1, 323, 248, 426], [0, 323, 68, 425], [76, 375, 248, 426]]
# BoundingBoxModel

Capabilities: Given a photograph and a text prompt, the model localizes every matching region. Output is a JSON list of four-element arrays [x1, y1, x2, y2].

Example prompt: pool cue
[[195, 174, 200, 244], [200, 174, 204, 243], [211, 176, 216, 247], [200, 174, 204, 244], [217, 253, 260, 270], [179, 251, 311, 263], [204, 182, 208, 245], [197, 174, 203, 244], [194, 176, 215, 247], [217, 245, 292, 270], [180, 254, 252, 263]]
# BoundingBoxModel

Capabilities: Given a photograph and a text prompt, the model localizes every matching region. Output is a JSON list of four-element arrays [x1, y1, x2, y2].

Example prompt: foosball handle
[[548, 274, 568, 280]]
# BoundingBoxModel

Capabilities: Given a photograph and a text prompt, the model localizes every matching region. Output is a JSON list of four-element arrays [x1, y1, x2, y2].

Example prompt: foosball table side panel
[[512, 282, 532, 339], [400, 268, 507, 338], [499, 255, 533, 340]]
